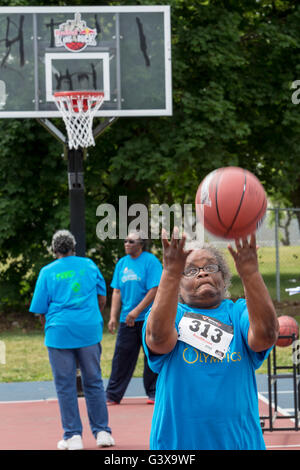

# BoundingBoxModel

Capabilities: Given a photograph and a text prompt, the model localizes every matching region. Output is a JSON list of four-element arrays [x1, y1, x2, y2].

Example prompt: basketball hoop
[[53, 91, 105, 149]]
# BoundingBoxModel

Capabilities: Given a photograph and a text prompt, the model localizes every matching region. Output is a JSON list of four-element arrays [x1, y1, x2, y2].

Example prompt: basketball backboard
[[0, 6, 172, 118]]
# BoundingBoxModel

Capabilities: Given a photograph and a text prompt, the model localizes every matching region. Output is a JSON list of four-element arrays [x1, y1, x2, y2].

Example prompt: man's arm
[[108, 289, 121, 334], [125, 287, 158, 327]]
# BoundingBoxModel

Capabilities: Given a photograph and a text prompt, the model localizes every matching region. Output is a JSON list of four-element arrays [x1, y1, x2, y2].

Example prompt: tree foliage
[[1, 0, 300, 311]]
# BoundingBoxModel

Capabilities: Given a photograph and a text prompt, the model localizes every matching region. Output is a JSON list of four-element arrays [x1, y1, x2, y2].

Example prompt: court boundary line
[[258, 392, 295, 422], [0, 395, 147, 405], [260, 390, 294, 395], [0, 398, 57, 404], [266, 444, 300, 449]]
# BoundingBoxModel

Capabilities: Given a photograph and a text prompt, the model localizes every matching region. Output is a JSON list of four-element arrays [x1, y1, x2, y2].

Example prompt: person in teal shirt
[[30, 230, 115, 450], [143, 228, 279, 450], [106, 230, 162, 405]]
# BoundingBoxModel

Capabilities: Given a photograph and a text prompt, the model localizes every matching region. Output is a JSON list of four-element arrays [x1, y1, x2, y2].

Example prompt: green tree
[[1, 0, 300, 312]]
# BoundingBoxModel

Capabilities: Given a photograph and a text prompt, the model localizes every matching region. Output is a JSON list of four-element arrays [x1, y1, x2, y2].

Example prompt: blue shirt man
[[106, 230, 162, 405]]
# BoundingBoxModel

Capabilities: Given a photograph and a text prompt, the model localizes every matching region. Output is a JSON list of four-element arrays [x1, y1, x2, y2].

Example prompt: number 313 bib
[[178, 312, 234, 360]]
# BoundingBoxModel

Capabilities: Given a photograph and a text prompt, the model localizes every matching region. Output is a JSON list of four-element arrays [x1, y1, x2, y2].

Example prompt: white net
[[53, 92, 104, 149]]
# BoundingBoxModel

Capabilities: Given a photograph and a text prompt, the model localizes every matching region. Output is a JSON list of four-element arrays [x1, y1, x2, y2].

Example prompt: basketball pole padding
[[67, 147, 86, 258]]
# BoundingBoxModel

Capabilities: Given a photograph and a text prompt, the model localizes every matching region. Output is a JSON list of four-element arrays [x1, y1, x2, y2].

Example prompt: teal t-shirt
[[29, 256, 106, 348], [111, 251, 162, 322], [143, 299, 270, 450]]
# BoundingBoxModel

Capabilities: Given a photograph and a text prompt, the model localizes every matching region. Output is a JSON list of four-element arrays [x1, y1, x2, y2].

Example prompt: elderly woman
[[143, 228, 279, 450], [30, 230, 115, 450]]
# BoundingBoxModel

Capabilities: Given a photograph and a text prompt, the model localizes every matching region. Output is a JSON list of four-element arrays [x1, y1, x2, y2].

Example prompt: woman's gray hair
[[184, 240, 232, 297], [51, 230, 76, 255]]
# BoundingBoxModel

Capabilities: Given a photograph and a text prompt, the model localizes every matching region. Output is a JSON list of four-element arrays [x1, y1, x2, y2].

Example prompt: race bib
[[178, 312, 234, 360]]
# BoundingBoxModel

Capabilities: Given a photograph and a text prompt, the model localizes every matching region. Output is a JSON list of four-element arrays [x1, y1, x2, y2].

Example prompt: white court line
[[0, 398, 57, 404], [266, 444, 300, 449], [258, 392, 295, 421], [259, 392, 300, 449], [0, 395, 146, 405]]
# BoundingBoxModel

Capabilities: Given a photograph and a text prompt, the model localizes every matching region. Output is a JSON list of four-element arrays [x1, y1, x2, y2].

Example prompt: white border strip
[[0, 5, 172, 117], [45, 52, 111, 102], [0, 6, 170, 13], [164, 6, 172, 116], [0, 109, 172, 118]]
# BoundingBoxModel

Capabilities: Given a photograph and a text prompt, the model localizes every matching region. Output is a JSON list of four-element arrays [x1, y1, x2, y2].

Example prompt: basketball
[[276, 316, 299, 347], [195, 166, 267, 239]]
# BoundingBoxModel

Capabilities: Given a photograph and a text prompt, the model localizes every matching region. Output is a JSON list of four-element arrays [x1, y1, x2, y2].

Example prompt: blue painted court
[[0, 375, 297, 415]]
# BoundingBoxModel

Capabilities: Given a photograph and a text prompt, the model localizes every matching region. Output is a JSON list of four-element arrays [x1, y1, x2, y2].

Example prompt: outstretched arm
[[228, 234, 279, 352], [146, 228, 192, 355]]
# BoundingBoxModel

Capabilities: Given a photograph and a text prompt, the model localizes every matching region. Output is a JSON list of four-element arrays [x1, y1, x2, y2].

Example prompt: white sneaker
[[57, 434, 83, 450], [96, 431, 115, 447]]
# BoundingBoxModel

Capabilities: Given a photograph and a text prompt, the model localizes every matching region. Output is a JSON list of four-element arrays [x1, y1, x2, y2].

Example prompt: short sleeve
[[142, 309, 170, 373], [142, 304, 183, 374], [95, 266, 106, 296], [145, 256, 162, 291], [29, 269, 50, 314], [110, 260, 121, 289]]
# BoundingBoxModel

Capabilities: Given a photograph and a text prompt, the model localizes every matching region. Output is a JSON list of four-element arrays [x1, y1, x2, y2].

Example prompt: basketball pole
[[37, 117, 118, 258], [67, 116, 118, 256], [67, 147, 86, 258], [66, 147, 87, 396], [37, 116, 118, 397], [37, 118, 86, 256]]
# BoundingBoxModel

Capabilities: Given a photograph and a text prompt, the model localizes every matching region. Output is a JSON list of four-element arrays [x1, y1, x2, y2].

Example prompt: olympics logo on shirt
[[182, 347, 199, 364]]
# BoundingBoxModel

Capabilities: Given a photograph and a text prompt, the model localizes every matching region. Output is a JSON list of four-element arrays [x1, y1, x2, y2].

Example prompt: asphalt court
[[0, 377, 141, 403], [1, 374, 299, 427], [1, 375, 300, 451], [0, 375, 297, 412], [256, 374, 300, 417]]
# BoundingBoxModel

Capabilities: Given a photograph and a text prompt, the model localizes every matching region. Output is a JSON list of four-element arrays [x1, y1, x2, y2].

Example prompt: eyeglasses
[[183, 264, 220, 278], [124, 239, 139, 244]]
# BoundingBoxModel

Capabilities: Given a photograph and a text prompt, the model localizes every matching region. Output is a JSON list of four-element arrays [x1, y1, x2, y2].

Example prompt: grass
[[0, 326, 296, 382], [223, 245, 300, 301], [0, 245, 300, 383], [0, 327, 144, 383], [257, 344, 296, 375]]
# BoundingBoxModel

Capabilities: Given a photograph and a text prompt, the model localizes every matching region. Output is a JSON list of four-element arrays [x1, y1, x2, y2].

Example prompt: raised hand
[[161, 227, 192, 278], [227, 233, 259, 280]]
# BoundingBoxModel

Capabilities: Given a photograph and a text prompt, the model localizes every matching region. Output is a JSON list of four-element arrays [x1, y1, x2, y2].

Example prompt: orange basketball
[[195, 167, 267, 239], [276, 316, 299, 347]]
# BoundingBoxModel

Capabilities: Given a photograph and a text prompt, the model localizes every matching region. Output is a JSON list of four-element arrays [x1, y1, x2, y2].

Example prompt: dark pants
[[106, 321, 157, 403]]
